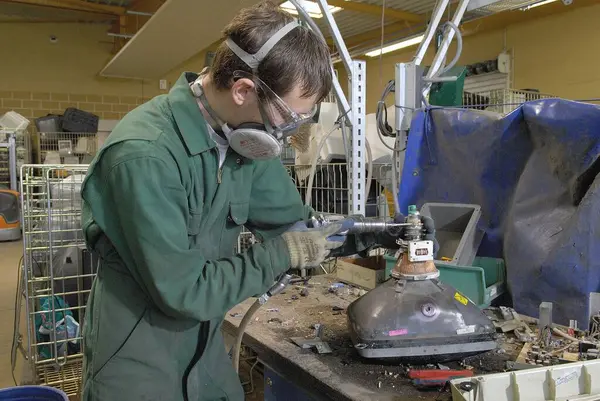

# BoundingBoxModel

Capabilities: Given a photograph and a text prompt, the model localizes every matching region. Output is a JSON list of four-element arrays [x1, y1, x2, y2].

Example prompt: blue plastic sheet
[[398, 99, 600, 325]]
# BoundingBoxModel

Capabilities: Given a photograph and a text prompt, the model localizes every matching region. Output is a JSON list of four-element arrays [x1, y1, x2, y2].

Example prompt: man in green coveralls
[[79, 2, 346, 400]]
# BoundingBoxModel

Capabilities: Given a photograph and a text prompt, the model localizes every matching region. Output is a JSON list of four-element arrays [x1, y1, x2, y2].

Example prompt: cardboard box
[[336, 256, 388, 289]]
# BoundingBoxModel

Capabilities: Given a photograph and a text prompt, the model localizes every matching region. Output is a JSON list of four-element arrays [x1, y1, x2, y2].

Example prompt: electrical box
[[497, 52, 511, 74]]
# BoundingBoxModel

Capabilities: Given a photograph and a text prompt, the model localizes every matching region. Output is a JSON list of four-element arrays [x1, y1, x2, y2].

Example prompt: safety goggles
[[233, 70, 317, 137]]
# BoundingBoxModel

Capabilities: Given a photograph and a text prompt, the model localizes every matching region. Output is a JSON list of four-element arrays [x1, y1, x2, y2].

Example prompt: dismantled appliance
[[347, 205, 497, 362]]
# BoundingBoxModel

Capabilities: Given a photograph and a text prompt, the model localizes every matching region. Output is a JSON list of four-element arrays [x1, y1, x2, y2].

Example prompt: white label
[[556, 371, 578, 386], [456, 325, 476, 335], [159, 79, 168, 90], [408, 240, 434, 262], [489, 287, 497, 298]]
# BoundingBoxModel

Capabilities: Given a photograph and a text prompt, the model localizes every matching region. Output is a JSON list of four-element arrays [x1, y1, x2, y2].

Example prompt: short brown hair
[[211, 1, 332, 102]]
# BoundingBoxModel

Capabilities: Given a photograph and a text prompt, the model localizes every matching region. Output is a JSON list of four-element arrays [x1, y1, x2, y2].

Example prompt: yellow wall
[[0, 21, 219, 120], [361, 3, 600, 113], [0, 22, 163, 120], [0, 22, 161, 97]]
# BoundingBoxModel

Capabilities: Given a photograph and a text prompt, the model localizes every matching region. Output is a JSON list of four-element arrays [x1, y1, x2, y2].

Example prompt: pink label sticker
[[388, 329, 408, 336]]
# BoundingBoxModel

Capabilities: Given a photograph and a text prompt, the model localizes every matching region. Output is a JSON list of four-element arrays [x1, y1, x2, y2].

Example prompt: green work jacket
[[79, 72, 310, 401]]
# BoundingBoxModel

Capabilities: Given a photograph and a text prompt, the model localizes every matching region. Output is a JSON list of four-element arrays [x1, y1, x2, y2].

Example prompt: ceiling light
[[520, 0, 559, 10], [280, 1, 341, 19], [364, 35, 424, 57]]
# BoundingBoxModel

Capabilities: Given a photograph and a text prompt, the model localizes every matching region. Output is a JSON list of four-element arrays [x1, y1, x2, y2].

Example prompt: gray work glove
[[281, 221, 345, 269]]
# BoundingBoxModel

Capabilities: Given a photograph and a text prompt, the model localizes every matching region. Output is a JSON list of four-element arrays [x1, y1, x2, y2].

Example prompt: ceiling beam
[[339, 0, 598, 55], [460, 0, 597, 36], [0, 0, 126, 16], [326, 0, 423, 23], [336, 21, 421, 48]]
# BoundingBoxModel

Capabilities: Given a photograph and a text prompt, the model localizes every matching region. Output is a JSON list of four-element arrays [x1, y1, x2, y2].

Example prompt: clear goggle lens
[[233, 70, 317, 136]]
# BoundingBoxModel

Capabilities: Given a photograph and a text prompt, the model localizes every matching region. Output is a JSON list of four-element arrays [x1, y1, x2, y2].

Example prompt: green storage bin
[[383, 255, 506, 308], [428, 66, 467, 107]]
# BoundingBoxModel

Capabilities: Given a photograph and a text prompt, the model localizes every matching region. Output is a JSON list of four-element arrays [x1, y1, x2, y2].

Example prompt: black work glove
[[353, 213, 438, 258], [308, 212, 440, 258], [378, 213, 439, 253]]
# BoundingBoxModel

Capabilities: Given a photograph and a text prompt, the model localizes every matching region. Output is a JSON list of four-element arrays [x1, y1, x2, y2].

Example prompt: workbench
[[224, 275, 518, 401]]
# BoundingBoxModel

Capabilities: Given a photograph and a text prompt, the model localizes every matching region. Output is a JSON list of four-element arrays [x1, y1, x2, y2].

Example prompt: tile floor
[[0, 240, 25, 389]]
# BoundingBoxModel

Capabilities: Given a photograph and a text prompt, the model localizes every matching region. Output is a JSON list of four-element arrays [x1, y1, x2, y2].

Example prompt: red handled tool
[[408, 369, 474, 388]]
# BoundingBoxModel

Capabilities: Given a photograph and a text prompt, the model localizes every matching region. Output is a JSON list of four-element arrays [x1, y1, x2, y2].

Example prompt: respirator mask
[[189, 21, 317, 160]]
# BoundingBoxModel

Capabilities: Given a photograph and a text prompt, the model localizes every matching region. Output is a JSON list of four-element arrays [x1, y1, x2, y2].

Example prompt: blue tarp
[[398, 99, 600, 325]]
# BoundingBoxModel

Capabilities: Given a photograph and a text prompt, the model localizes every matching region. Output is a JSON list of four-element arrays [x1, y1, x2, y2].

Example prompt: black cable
[[11, 256, 23, 386], [375, 80, 396, 138]]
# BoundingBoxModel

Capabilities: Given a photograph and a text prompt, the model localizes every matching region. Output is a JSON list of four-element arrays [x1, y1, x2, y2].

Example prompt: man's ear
[[231, 78, 255, 106]]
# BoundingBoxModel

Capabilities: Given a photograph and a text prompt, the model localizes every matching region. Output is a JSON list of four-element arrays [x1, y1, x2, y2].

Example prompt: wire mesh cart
[[15, 164, 96, 396]]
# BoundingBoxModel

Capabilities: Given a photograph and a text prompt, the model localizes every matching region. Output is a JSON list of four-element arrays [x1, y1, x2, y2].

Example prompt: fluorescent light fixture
[[520, 0, 559, 10], [280, 0, 341, 19], [364, 35, 424, 57]]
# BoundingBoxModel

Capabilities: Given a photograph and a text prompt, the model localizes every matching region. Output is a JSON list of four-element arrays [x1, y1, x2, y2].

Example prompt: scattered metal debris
[[268, 317, 282, 324], [230, 312, 243, 318], [266, 308, 279, 312], [332, 306, 344, 311]]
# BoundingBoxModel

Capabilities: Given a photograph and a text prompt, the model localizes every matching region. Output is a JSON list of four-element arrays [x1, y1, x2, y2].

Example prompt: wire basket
[[18, 164, 94, 396], [463, 88, 554, 114], [34, 132, 98, 165]]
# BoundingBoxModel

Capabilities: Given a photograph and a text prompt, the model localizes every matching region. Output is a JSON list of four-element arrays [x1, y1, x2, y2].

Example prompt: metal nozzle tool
[[309, 214, 412, 236]]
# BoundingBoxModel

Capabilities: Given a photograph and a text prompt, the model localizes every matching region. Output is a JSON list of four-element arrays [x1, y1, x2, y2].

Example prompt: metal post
[[289, 0, 351, 124], [315, 0, 352, 76], [348, 60, 366, 215], [413, 0, 451, 66], [8, 134, 17, 192], [395, 63, 423, 133], [394, 63, 423, 198]]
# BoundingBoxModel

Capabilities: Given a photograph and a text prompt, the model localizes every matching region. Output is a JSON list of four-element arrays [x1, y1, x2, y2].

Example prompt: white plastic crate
[[0, 111, 30, 132], [450, 359, 600, 401]]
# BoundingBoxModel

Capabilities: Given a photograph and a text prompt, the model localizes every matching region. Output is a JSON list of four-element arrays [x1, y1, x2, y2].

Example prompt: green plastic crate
[[383, 255, 506, 308], [428, 66, 467, 107]]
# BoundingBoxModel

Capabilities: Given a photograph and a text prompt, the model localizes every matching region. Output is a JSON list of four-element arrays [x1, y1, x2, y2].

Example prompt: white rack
[[0, 111, 31, 190]]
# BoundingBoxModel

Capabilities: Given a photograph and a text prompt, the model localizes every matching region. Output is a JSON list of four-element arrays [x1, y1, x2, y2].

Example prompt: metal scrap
[[290, 323, 332, 354], [290, 337, 332, 354], [490, 306, 534, 342]]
